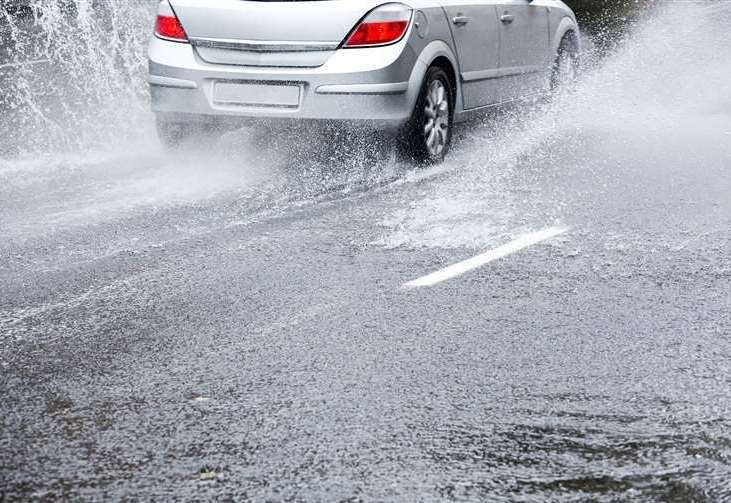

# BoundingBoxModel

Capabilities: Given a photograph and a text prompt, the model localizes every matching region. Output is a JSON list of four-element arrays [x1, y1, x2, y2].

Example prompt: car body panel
[[441, 1, 501, 110], [168, 0, 393, 67], [496, 0, 552, 98], [149, 0, 579, 127]]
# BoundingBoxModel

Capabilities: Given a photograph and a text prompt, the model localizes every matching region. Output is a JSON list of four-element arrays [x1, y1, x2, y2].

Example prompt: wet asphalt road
[[1, 4, 731, 502], [2, 119, 730, 500]]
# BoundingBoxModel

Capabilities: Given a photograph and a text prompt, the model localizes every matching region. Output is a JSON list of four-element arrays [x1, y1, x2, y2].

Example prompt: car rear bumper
[[148, 36, 421, 128]]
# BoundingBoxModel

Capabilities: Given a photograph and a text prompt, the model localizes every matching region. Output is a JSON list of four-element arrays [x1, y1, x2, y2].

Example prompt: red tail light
[[155, 1, 188, 43], [346, 21, 409, 48], [155, 15, 187, 42], [345, 4, 412, 48]]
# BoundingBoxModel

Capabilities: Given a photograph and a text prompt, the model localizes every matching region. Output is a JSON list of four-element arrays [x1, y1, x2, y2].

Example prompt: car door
[[495, 0, 551, 97], [441, 0, 501, 110]]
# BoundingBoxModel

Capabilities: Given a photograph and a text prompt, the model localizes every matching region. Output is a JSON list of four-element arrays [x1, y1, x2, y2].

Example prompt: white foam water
[[0, 1, 156, 156], [378, 1, 731, 250], [1, 1, 729, 251]]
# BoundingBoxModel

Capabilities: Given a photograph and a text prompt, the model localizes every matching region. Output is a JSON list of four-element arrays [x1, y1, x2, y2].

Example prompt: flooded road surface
[[1, 2, 730, 501]]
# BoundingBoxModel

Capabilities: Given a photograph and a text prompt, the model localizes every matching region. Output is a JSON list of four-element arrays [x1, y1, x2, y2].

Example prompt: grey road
[[1, 2, 730, 501]]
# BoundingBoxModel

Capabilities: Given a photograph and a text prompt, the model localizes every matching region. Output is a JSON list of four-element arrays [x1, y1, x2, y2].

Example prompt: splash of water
[[2, 0, 729, 249], [379, 0, 731, 249], [0, 0, 155, 157]]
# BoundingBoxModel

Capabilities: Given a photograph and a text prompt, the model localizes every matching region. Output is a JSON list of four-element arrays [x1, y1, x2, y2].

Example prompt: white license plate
[[213, 82, 300, 108]]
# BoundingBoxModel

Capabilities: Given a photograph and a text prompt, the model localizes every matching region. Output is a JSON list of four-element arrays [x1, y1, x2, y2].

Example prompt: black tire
[[155, 116, 218, 149], [399, 66, 454, 164], [551, 33, 580, 92]]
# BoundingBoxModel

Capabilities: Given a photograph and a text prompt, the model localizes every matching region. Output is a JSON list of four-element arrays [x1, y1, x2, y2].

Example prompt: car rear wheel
[[400, 66, 454, 164]]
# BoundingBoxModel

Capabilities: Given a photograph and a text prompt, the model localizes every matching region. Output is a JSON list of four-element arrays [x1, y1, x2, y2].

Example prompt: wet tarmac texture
[[1, 2, 730, 501]]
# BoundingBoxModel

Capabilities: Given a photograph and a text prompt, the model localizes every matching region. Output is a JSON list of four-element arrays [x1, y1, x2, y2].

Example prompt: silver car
[[149, 0, 580, 162]]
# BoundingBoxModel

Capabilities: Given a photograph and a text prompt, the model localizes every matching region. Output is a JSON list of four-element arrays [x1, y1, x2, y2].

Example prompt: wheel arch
[[430, 56, 457, 98], [552, 17, 581, 57], [407, 40, 462, 117]]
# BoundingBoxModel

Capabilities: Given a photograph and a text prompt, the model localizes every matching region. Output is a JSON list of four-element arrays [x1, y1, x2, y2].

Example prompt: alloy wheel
[[423, 80, 450, 157]]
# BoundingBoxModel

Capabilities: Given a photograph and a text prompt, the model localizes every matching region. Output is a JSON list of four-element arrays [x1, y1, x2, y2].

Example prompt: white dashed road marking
[[402, 226, 569, 289]]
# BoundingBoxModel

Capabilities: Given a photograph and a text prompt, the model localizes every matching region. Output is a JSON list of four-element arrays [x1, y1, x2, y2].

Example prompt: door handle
[[500, 13, 515, 24], [452, 15, 470, 26]]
